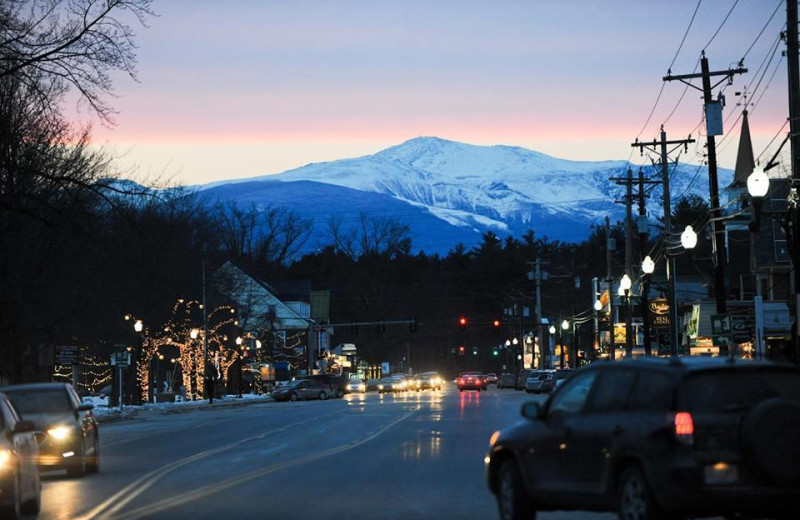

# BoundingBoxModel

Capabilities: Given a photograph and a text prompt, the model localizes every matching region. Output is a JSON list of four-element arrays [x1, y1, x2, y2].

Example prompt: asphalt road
[[34, 388, 644, 520]]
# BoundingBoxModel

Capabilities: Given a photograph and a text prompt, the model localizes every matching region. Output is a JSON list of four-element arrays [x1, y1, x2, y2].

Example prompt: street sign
[[711, 314, 732, 335], [55, 345, 79, 366], [110, 347, 131, 368]]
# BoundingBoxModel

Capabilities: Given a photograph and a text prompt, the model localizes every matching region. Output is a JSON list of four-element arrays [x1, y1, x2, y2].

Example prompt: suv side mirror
[[521, 402, 542, 421], [12, 420, 36, 434], [77, 403, 94, 412]]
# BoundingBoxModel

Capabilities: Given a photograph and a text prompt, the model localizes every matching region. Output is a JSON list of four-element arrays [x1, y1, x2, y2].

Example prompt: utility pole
[[592, 276, 600, 362], [612, 168, 635, 356], [638, 168, 660, 356], [633, 129, 695, 357], [665, 54, 746, 314], [534, 259, 546, 369], [786, 0, 800, 362], [605, 216, 614, 359]]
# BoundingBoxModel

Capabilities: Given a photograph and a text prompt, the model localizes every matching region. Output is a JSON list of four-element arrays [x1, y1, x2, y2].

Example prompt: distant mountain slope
[[199, 137, 732, 254]]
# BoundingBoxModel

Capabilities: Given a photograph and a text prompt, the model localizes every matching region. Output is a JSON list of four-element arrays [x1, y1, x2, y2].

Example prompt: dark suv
[[485, 358, 800, 520]]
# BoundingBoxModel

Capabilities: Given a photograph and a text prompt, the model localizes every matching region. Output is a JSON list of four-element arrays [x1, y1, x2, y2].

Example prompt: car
[[485, 358, 800, 520], [497, 373, 516, 389], [524, 372, 553, 394], [365, 378, 380, 392], [272, 379, 333, 401], [515, 369, 535, 390], [390, 374, 412, 391], [457, 372, 486, 392], [377, 377, 402, 394], [485, 373, 499, 385], [417, 372, 443, 390], [294, 374, 347, 398], [2, 382, 100, 478], [550, 368, 573, 393], [0, 392, 40, 519], [346, 379, 366, 393]]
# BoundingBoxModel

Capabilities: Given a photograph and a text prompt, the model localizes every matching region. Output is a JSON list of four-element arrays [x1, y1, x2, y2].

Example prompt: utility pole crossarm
[[663, 66, 747, 83]]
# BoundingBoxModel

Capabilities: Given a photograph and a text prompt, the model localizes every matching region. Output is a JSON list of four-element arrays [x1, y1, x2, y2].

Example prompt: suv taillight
[[673, 411, 695, 446]]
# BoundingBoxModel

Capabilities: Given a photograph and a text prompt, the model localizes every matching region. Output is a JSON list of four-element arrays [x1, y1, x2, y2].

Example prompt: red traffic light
[[459, 317, 467, 331], [458, 345, 465, 356], [493, 319, 501, 328]]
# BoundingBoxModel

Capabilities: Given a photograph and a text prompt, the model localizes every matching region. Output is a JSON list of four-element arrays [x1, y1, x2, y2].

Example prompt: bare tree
[[0, 0, 154, 123], [327, 213, 411, 259]]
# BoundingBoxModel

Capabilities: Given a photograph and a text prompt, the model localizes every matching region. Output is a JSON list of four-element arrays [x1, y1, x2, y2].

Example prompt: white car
[[347, 379, 366, 393]]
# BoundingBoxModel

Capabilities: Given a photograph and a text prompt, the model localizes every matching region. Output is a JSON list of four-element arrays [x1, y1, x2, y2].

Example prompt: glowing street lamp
[[594, 299, 603, 311], [548, 325, 556, 335], [134, 319, 143, 333], [190, 328, 199, 340], [681, 225, 697, 250], [641, 255, 655, 275]]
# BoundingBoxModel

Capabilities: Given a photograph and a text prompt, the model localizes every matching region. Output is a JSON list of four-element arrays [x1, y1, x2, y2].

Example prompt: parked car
[[485, 358, 800, 520], [0, 392, 40, 518], [551, 368, 573, 393], [524, 372, 554, 394], [497, 373, 517, 389], [377, 377, 403, 394], [515, 369, 535, 390], [485, 373, 499, 385], [272, 379, 333, 401], [417, 372, 443, 391], [347, 379, 366, 393], [3, 382, 99, 478], [457, 372, 486, 392]]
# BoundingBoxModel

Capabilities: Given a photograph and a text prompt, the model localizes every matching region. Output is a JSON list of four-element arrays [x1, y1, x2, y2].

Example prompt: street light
[[134, 319, 143, 333], [641, 256, 655, 356], [619, 274, 633, 358], [190, 328, 199, 339], [747, 166, 770, 232], [681, 225, 698, 250], [594, 299, 603, 311]]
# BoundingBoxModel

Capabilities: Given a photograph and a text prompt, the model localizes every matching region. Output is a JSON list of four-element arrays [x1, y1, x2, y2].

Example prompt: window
[[548, 371, 597, 417], [628, 372, 675, 411], [587, 369, 636, 413]]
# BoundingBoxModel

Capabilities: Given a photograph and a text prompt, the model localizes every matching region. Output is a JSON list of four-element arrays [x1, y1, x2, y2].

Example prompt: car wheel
[[289, 392, 298, 402], [496, 459, 536, 520], [86, 434, 100, 474], [617, 466, 664, 520], [319, 391, 327, 400], [67, 440, 87, 478], [0, 471, 22, 520]]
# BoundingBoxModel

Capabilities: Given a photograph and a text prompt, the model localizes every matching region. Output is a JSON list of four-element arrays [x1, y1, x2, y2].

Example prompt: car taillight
[[673, 411, 694, 446]]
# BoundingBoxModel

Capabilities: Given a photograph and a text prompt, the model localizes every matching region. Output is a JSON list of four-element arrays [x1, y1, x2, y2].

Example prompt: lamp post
[[548, 325, 556, 369], [593, 298, 603, 361], [560, 319, 569, 367], [748, 167, 770, 359], [619, 274, 633, 358], [512, 337, 519, 372], [641, 256, 655, 356]]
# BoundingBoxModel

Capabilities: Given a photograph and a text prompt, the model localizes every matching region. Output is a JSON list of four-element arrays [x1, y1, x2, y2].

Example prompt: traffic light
[[472, 346, 478, 356], [458, 345, 465, 356], [459, 317, 467, 331], [492, 319, 501, 333], [493, 347, 499, 356]]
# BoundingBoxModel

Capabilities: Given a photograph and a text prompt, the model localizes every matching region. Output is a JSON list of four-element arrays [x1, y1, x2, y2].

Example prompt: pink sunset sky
[[76, 0, 790, 185]]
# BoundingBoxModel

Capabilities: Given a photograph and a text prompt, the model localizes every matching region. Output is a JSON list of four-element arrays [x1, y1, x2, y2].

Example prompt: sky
[[75, 0, 792, 186]]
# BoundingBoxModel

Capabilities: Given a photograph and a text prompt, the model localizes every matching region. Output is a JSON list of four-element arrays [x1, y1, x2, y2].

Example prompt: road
[[37, 388, 636, 520]]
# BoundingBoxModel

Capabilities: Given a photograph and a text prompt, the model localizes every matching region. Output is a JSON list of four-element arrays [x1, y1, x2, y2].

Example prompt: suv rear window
[[684, 368, 800, 413]]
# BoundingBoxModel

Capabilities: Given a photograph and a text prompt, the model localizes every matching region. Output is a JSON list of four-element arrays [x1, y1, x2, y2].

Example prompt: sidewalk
[[92, 394, 274, 424]]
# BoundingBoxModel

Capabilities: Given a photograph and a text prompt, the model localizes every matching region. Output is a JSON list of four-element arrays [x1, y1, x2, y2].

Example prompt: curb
[[95, 395, 274, 424]]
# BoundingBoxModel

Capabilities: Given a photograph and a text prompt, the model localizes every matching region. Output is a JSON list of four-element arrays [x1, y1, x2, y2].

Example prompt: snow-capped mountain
[[200, 137, 731, 254]]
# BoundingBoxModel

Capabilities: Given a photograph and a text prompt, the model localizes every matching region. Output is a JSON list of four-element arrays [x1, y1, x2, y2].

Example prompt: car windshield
[[4, 388, 72, 414], [684, 368, 800, 412]]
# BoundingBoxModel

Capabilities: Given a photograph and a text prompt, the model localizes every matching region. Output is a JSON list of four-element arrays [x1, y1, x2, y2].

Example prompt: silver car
[[524, 372, 554, 394], [272, 379, 332, 401]]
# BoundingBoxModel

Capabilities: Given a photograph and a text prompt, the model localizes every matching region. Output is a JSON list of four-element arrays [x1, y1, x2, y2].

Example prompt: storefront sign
[[649, 298, 670, 326]]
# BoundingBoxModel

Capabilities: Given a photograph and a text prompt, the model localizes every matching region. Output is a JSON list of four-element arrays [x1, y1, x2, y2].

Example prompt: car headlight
[[378, 385, 384, 390], [47, 426, 72, 441], [0, 450, 11, 470]]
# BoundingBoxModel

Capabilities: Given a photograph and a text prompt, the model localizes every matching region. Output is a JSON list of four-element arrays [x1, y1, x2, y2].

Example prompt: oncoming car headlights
[[0, 450, 11, 470], [47, 426, 72, 441]]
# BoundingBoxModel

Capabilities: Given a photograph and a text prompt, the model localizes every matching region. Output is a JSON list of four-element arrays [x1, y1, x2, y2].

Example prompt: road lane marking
[[111, 406, 420, 520], [74, 409, 339, 520]]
